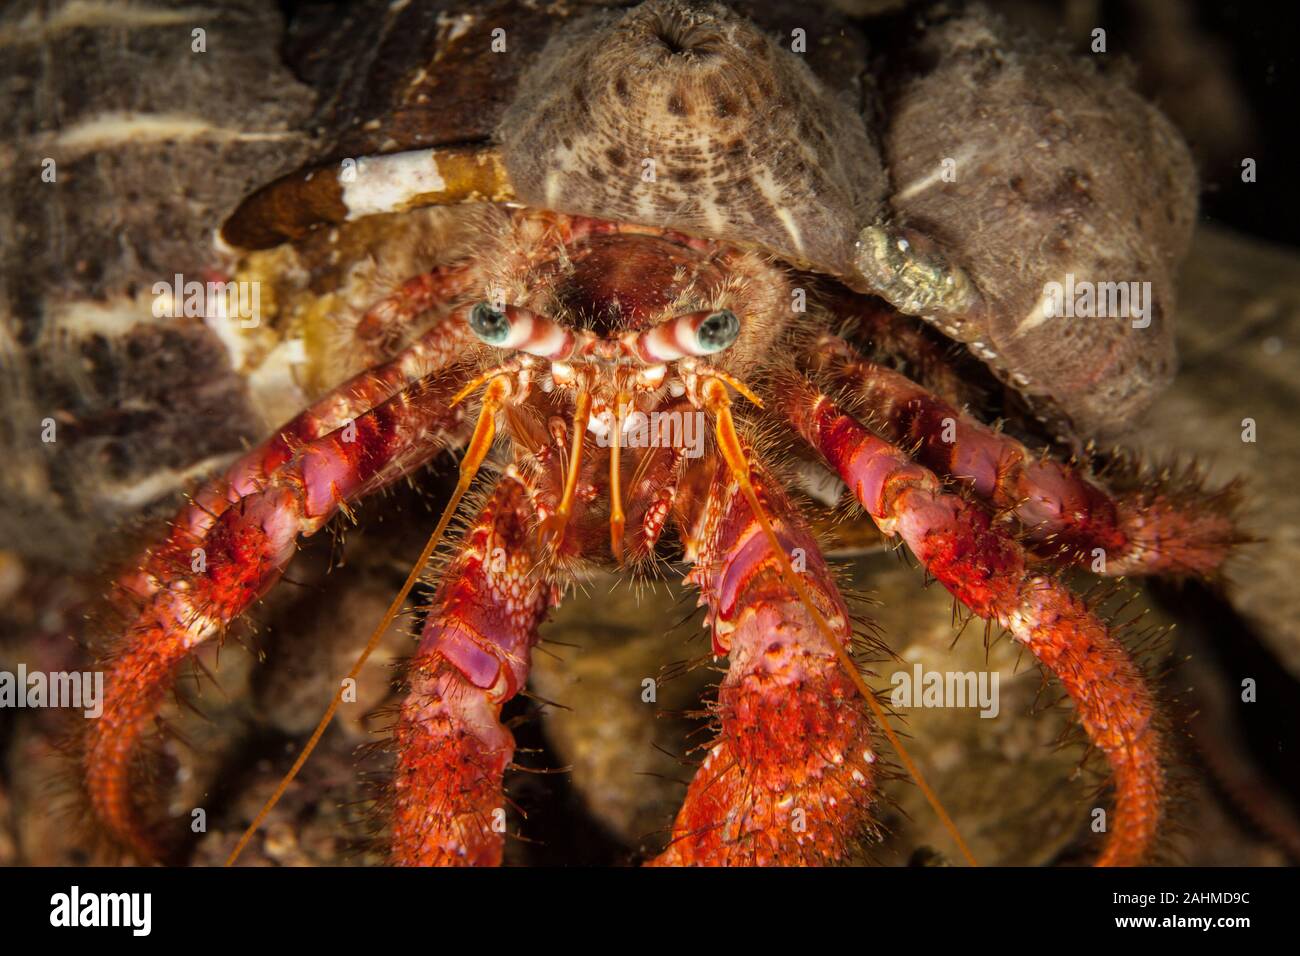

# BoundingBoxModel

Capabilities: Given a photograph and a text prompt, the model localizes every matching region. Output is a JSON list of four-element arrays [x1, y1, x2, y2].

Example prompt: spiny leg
[[133, 304, 476, 580], [354, 264, 479, 350], [85, 370, 473, 860], [651, 451, 877, 866], [390, 472, 551, 866], [812, 336, 1240, 578], [784, 379, 1165, 865]]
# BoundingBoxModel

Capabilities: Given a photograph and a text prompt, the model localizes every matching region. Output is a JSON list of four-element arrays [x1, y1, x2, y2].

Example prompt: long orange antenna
[[702, 377, 978, 867], [225, 376, 510, 866]]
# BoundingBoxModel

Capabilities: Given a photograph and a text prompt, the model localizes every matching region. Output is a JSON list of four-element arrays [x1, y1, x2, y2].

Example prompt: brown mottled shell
[[877, 12, 1198, 437], [498, 0, 887, 279]]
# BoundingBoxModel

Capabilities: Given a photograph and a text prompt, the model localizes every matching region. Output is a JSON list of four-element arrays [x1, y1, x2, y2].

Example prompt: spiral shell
[[869, 12, 1198, 436], [498, 0, 886, 279]]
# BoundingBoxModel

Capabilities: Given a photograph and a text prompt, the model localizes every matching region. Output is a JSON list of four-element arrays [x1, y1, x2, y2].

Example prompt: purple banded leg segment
[[815, 337, 1236, 577], [390, 475, 551, 866], [113, 315, 476, 615], [86, 372, 470, 859], [783, 380, 1165, 865], [652, 458, 877, 866]]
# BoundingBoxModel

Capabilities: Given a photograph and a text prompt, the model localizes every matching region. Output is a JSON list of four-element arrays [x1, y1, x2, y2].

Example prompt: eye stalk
[[466, 301, 576, 360], [630, 308, 744, 363], [695, 309, 740, 353], [469, 302, 511, 345]]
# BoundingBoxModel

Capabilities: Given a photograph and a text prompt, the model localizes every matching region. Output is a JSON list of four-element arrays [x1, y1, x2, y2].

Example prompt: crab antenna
[[224, 375, 511, 867], [539, 385, 592, 549], [608, 392, 629, 564], [701, 376, 979, 867]]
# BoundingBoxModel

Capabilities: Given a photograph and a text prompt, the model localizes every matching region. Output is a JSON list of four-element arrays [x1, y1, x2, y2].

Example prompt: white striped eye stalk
[[628, 309, 741, 362], [467, 302, 576, 360]]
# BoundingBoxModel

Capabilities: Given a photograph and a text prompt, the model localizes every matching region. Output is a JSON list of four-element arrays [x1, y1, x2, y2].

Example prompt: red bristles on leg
[[814, 338, 1240, 579], [784, 380, 1165, 865], [85, 373, 470, 859], [355, 264, 478, 347], [84, 607, 195, 861], [651, 456, 877, 866], [105, 314, 476, 649], [390, 474, 550, 865]]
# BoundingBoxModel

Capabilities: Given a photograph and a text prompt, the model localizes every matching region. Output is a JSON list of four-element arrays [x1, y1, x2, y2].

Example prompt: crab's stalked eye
[[631, 308, 744, 363], [467, 302, 575, 360], [469, 302, 511, 344], [695, 310, 740, 353]]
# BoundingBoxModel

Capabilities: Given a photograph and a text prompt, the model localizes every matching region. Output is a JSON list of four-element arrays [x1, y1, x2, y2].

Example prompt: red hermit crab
[[79, 0, 1240, 866]]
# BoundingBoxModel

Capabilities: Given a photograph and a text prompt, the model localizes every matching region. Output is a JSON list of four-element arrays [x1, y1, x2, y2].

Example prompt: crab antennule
[[451, 363, 518, 408], [225, 375, 511, 866], [784, 379, 1166, 866], [608, 392, 629, 563], [701, 377, 979, 867], [539, 386, 592, 549]]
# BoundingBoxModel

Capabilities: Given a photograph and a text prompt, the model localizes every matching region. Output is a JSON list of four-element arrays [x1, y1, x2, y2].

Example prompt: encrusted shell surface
[[498, 0, 887, 279], [875, 11, 1198, 437]]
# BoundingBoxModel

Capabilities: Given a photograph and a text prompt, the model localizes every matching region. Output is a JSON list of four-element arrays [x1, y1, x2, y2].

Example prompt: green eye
[[469, 302, 510, 344], [696, 309, 740, 352]]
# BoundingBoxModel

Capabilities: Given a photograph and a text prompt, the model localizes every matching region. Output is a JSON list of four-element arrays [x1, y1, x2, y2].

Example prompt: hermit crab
[[76, 0, 1240, 866]]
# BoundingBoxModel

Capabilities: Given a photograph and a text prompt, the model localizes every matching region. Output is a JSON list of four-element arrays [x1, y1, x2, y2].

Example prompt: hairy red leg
[[355, 264, 478, 347], [832, 293, 978, 408], [390, 472, 551, 866], [813, 337, 1238, 578], [650, 456, 877, 866], [115, 311, 475, 612], [86, 371, 472, 859], [784, 380, 1164, 865]]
